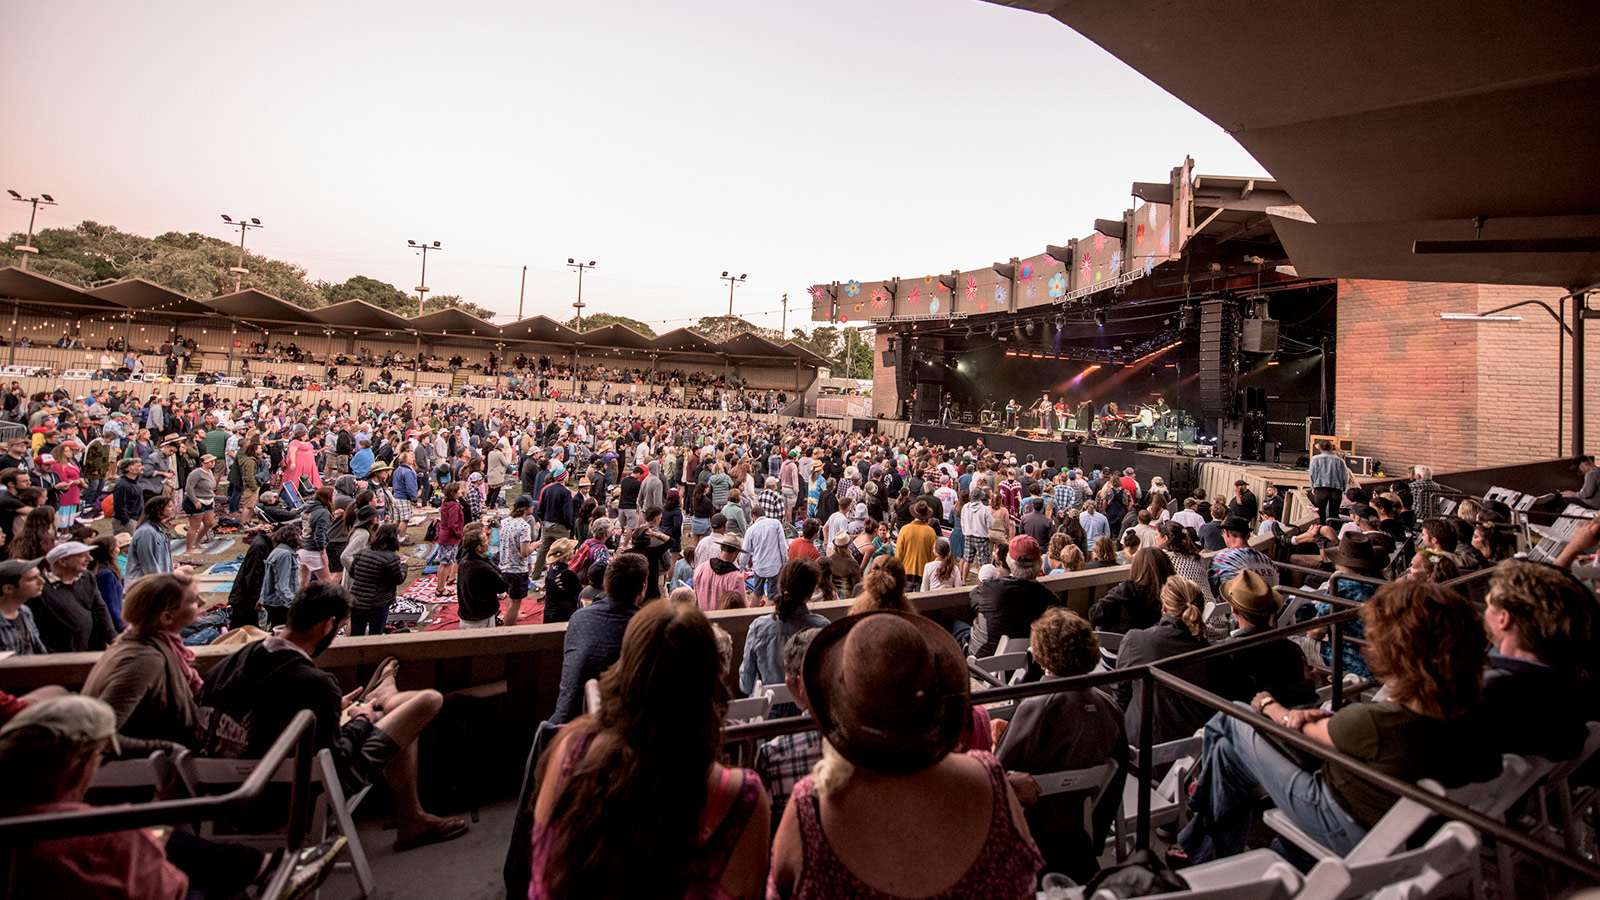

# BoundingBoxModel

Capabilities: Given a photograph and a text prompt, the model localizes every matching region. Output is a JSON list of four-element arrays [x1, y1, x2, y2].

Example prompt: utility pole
[[220, 215, 264, 292], [517, 265, 527, 320], [567, 259, 596, 331], [720, 271, 747, 316], [407, 239, 442, 307], [780, 292, 788, 336], [8, 191, 57, 270]]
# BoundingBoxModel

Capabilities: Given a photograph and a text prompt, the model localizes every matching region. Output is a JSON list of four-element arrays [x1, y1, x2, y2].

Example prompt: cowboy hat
[[1326, 533, 1388, 572], [1221, 568, 1283, 619], [803, 610, 970, 774]]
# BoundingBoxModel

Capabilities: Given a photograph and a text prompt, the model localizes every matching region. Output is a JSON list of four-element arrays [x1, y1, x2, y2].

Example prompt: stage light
[[1025, 320, 1035, 337], [988, 322, 999, 337], [1094, 310, 1107, 327], [965, 325, 973, 338], [1054, 315, 1064, 330]]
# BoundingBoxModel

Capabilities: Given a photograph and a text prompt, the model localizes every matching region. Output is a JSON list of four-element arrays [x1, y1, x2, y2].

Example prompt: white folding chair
[[175, 749, 372, 898], [89, 749, 173, 796], [725, 692, 772, 724], [1069, 848, 1301, 900], [1301, 822, 1482, 900], [1111, 734, 1204, 859], [62, 369, 94, 381], [583, 678, 601, 716], [753, 680, 795, 710], [1033, 760, 1121, 850], [1532, 721, 1600, 854], [968, 650, 1029, 686]]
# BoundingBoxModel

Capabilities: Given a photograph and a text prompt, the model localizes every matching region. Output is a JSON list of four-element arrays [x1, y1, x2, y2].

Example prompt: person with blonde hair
[[542, 537, 582, 624], [81, 572, 204, 754], [848, 555, 912, 614], [1114, 576, 1233, 746]]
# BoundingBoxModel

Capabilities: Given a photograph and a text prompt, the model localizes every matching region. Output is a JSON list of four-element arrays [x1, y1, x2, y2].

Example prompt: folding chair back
[[88, 749, 173, 800], [753, 680, 794, 709], [1299, 822, 1481, 900], [175, 749, 373, 898], [1090, 858, 1300, 900], [725, 692, 772, 724], [583, 678, 601, 716], [1033, 760, 1119, 839], [967, 650, 1028, 685]]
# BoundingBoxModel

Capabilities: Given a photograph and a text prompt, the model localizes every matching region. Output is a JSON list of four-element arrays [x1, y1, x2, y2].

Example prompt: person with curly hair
[[1177, 581, 1502, 863]]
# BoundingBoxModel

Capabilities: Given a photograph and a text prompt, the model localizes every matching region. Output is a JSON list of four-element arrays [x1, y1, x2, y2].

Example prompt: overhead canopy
[[499, 315, 582, 345], [578, 323, 656, 350], [0, 266, 126, 314], [651, 328, 720, 354], [205, 289, 325, 327], [407, 307, 500, 338], [313, 299, 414, 333], [87, 278, 219, 320], [991, 0, 1600, 289]]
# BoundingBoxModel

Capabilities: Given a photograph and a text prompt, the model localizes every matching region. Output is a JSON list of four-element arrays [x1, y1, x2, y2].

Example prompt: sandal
[[362, 657, 399, 699], [393, 817, 469, 853]]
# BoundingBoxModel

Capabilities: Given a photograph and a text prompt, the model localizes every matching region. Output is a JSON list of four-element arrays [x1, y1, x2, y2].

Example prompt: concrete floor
[[324, 798, 517, 900]]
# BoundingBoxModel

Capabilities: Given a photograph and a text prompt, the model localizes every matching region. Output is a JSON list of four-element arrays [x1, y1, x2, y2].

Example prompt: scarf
[[155, 629, 204, 697]]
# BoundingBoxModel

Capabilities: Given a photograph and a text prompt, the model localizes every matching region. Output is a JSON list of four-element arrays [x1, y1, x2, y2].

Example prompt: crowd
[[1, 374, 1597, 897]]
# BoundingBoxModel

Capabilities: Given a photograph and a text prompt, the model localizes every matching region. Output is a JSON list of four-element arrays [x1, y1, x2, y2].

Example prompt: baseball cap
[[0, 558, 43, 587], [1007, 535, 1042, 562], [46, 541, 94, 564], [0, 695, 120, 756]]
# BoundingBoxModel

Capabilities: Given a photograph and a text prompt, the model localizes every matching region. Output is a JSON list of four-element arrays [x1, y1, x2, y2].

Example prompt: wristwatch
[[1253, 695, 1271, 714]]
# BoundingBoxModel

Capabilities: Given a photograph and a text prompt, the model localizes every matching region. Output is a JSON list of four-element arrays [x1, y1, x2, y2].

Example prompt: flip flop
[[362, 657, 399, 699], [393, 817, 469, 853]]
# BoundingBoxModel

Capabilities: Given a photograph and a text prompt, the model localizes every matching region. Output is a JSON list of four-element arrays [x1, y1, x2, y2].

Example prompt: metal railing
[[0, 710, 316, 846], [724, 595, 1600, 886]]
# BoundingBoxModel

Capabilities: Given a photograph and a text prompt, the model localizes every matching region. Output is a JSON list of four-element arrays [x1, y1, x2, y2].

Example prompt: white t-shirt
[[921, 560, 958, 591]]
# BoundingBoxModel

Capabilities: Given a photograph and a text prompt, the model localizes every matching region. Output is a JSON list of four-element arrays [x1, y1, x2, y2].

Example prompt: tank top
[[528, 733, 760, 900], [778, 751, 1043, 900]]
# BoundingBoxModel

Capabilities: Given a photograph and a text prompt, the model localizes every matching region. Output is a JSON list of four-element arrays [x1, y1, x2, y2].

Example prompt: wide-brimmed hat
[[1221, 568, 1283, 618], [1220, 515, 1252, 536], [367, 461, 393, 474], [804, 610, 970, 774], [1326, 533, 1388, 572], [719, 533, 743, 552]]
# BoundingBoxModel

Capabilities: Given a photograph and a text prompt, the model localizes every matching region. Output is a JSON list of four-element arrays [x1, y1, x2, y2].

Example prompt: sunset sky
[[2, 0, 1266, 331]]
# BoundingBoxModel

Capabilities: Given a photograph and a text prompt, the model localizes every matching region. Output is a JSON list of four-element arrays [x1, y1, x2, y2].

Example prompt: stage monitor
[[882, 350, 897, 367]]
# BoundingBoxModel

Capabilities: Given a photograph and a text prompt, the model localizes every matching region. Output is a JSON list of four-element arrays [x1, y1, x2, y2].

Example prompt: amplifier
[[1347, 455, 1376, 476]]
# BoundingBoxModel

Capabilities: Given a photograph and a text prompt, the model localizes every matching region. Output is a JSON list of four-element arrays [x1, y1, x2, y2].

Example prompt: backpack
[[424, 518, 438, 542], [570, 539, 599, 585]]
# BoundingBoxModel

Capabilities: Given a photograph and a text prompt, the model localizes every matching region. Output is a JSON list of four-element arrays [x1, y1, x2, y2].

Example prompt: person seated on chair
[[753, 626, 826, 836], [81, 573, 205, 756], [1220, 569, 1317, 708], [965, 535, 1056, 657], [196, 581, 470, 853], [1177, 581, 1501, 864], [995, 607, 1127, 883], [1481, 560, 1600, 762]]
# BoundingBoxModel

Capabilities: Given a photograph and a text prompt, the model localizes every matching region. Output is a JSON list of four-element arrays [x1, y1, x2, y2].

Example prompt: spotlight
[[1025, 320, 1035, 337], [965, 324, 974, 338], [1094, 310, 1107, 327], [1054, 314, 1064, 330], [988, 322, 999, 337]]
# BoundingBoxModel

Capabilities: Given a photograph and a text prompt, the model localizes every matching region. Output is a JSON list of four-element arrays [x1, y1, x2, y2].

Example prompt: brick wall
[[1336, 279, 1585, 474], [872, 329, 898, 417]]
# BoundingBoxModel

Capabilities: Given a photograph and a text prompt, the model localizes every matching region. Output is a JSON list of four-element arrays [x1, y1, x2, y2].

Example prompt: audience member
[[1089, 547, 1173, 634], [548, 552, 650, 725], [81, 572, 204, 755]]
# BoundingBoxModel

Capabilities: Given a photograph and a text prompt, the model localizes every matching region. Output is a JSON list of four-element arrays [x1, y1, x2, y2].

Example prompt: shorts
[[338, 723, 402, 795], [964, 535, 989, 564], [502, 569, 528, 600], [458, 616, 497, 630], [390, 498, 413, 525], [297, 548, 328, 573], [241, 488, 259, 511], [690, 516, 710, 536], [182, 497, 213, 516], [436, 544, 459, 564]]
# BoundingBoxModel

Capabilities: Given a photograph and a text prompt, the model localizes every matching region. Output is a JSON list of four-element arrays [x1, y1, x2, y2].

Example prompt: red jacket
[[437, 500, 464, 546]]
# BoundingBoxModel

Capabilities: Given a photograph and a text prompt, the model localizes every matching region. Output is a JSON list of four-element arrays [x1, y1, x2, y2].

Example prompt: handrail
[[0, 709, 316, 844]]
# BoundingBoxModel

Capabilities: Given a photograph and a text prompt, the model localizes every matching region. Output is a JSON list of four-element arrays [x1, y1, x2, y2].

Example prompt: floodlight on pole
[[408, 239, 442, 305], [567, 258, 597, 331], [220, 214, 264, 291], [719, 271, 747, 317], [10, 191, 59, 270]]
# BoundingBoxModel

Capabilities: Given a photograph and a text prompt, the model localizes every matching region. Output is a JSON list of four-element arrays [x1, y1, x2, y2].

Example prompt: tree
[[422, 294, 498, 321], [563, 312, 657, 337], [322, 275, 418, 316], [837, 328, 874, 379]]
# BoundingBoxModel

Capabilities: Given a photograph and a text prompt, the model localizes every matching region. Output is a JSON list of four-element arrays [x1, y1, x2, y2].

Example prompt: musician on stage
[[1154, 395, 1172, 425], [1033, 392, 1054, 433], [1004, 398, 1020, 430], [1054, 399, 1070, 434]]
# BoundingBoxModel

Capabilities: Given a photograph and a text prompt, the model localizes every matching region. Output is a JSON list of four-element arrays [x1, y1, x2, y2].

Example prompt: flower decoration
[[1160, 224, 1171, 254], [929, 298, 940, 313], [965, 276, 978, 300], [1147, 203, 1158, 226], [839, 314, 849, 323], [1136, 224, 1146, 245], [904, 287, 921, 307], [1093, 232, 1106, 252], [978, 300, 986, 312], [1080, 253, 1093, 281], [923, 275, 935, 286], [1020, 262, 1033, 280], [1048, 272, 1066, 298], [1026, 283, 1037, 300], [870, 286, 888, 308], [994, 284, 1007, 304], [808, 284, 828, 303], [845, 280, 861, 297], [1143, 255, 1156, 275], [1109, 248, 1123, 272]]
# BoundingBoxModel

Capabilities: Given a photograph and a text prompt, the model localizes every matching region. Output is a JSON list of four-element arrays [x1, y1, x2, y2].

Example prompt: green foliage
[[422, 294, 498, 321], [839, 327, 874, 378], [322, 275, 418, 316], [564, 312, 657, 337]]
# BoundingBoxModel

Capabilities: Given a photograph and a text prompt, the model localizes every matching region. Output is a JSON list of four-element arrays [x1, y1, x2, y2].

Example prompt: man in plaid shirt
[[1051, 474, 1079, 518], [753, 628, 825, 827], [757, 476, 787, 523]]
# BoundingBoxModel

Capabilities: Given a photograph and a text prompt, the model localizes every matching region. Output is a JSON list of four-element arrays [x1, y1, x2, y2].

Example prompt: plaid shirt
[[754, 730, 825, 826], [0, 606, 45, 656], [1409, 478, 1442, 520], [757, 488, 787, 521], [1051, 482, 1077, 515]]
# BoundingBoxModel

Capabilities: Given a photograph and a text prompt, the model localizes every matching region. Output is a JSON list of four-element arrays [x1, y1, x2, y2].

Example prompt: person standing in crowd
[[259, 524, 302, 629], [457, 524, 508, 629], [499, 494, 536, 625], [110, 457, 144, 536], [346, 523, 407, 637], [541, 538, 582, 625], [30, 541, 116, 654], [182, 453, 218, 555], [1308, 440, 1348, 523], [126, 495, 177, 581]]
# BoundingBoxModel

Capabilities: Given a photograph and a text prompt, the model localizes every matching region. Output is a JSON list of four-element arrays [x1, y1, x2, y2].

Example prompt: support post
[[1576, 293, 1587, 458]]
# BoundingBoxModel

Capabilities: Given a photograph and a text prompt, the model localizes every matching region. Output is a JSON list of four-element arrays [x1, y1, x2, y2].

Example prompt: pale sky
[[2, 0, 1267, 333]]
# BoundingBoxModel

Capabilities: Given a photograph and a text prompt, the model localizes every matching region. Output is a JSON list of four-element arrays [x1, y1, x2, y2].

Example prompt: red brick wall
[[1336, 279, 1583, 473]]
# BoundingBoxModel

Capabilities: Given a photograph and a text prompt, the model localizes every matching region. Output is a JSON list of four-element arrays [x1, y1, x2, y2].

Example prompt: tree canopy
[[423, 295, 498, 321], [563, 312, 657, 337]]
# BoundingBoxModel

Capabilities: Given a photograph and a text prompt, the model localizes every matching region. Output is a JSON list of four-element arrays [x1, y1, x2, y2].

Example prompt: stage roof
[[986, 0, 1600, 290]]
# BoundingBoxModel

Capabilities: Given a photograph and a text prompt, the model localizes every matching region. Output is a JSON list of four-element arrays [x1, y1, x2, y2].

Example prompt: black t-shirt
[[969, 577, 1056, 658]]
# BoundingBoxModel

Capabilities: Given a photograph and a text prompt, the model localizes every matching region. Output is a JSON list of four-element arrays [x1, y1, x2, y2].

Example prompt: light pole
[[408, 240, 441, 308], [219, 215, 263, 292], [567, 258, 596, 331], [719, 271, 747, 316], [8, 190, 58, 270]]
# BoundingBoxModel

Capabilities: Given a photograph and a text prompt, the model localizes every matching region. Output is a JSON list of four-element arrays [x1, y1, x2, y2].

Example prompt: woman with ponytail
[[528, 601, 770, 900], [1113, 576, 1238, 745]]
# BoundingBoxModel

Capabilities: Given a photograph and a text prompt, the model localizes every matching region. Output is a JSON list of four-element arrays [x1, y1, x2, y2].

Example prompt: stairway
[[186, 354, 205, 374], [450, 369, 470, 395]]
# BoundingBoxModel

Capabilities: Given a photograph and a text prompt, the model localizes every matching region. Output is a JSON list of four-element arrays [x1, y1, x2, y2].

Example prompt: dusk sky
[[3, 0, 1266, 332]]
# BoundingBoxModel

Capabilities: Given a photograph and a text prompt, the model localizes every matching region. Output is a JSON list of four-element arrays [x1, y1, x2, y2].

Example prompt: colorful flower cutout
[[1147, 204, 1158, 226], [1160, 224, 1171, 254], [870, 286, 888, 308], [965, 276, 978, 300], [1048, 272, 1066, 298], [994, 284, 1007, 304], [1020, 262, 1033, 280], [1110, 248, 1122, 272], [839, 315, 848, 323], [905, 287, 921, 307], [978, 300, 986, 311], [853, 303, 863, 312], [1080, 253, 1093, 281], [808, 284, 828, 303], [923, 275, 935, 286], [1136, 224, 1146, 245], [1093, 232, 1107, 252], [929, 298, 940, 313], [845, 280, 861, 297], [1026, 284, 1037, 300]]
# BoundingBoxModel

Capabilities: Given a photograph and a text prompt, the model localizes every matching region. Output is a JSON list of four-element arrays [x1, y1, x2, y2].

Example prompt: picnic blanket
[[422, 597, 546, 631]]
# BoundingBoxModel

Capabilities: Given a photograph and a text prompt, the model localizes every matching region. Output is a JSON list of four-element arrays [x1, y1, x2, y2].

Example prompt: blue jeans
[[751, 573, 779, 601], [1178, 704, 1367, 863], [347, 608, 389, 636]]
